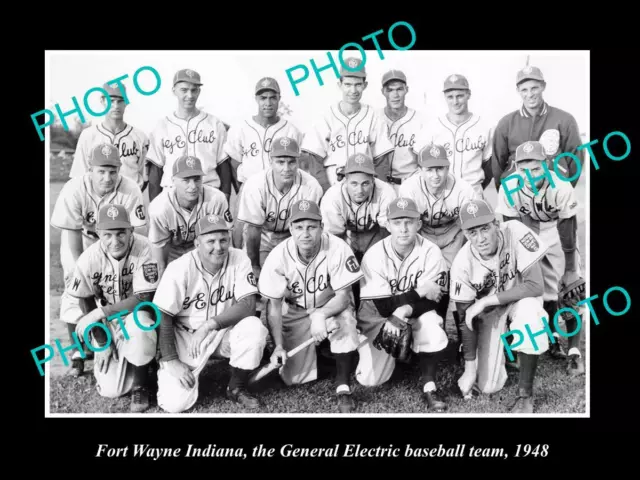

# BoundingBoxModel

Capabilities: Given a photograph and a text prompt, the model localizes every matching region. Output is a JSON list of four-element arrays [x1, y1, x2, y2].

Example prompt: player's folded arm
[[371, 289, 440, 318], [100, 291, 156, 318], [213, 294, 258, 330], [496, 260, 544, 305]]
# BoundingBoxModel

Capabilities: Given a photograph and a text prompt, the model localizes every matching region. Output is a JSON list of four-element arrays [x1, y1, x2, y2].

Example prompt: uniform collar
[[519, 102, 549, 118]]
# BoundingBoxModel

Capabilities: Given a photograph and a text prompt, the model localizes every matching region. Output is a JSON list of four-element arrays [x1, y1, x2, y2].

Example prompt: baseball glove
[[373, 315, 412, 363], [558, 277, 586, 311]]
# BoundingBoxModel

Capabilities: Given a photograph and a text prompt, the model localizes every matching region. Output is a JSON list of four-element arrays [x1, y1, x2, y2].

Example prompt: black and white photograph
[[44, 49, 589, 417]]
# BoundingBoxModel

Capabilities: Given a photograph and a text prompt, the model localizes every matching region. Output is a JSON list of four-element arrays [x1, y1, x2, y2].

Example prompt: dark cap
[[173, 155, 205, 178], [289, 200, 322, 223], [270, 137, 301, 158], [96, 204, 131, 230], [90, 143, 121, 167], [515, 141, 546, 163], [382, 69, 407, 86], [344, 153, 375, 176], [102, 82, 126, 98], [255, 77, 280, 95], [443, 74, 470, 92], [387, 197, 421, 220], [419, 144, 450, 168], [459, 199, 496, 230], [340, 57, 366, 78], [516, 65, 544, 85], [173, 68, 203, 86], [195, 213, 230, 236]]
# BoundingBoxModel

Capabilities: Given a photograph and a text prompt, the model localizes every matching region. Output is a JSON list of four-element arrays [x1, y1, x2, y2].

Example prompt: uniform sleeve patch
[[519, 232, 539, 252], [247, 272, 257, 287], [142, 263, 159, 283], [224, 209, 233, 222], [136, 205, 146, 220], [345, 255, 360, 273]]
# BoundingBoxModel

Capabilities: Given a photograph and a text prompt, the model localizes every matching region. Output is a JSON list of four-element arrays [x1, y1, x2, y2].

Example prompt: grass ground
[[47, 158, 587, 415]]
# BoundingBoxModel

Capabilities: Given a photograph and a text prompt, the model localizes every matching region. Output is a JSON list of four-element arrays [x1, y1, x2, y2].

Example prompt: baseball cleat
[[567, 354, 585, 376], [510, 390, 534, 413], [548, 341, 567, 359], [422, 391, 447, 412], [336, 392, 355, 413], [226, 387, 260, 410], [67, 357, 84, 377], [130, 386, 150, 413]]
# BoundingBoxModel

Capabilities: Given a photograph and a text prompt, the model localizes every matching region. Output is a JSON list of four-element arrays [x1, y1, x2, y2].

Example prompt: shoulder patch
[[345, 255, 360, 273], [519, 232, 539, 252], [247, 272, 257, 287], [142, 263, 159, 283], [224, 209, 233, 222], [135, 205, 146, 220]]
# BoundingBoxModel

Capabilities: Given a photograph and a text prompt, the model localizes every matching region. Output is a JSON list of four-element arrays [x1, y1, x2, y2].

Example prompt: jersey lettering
[[163, 135, 187, 154], [389, 132, 416, 148], [119, 141, 140, 159], [389, 270, 423, 295], [455, 135, 487, 153], [188, 129, 216, 144]]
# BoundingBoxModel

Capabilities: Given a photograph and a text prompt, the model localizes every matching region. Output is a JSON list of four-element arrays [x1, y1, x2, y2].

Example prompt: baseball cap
[[340, 57, 366, 78], [344, 153, 376, 176], [382, 69, 407, 86], [419, 144, 450, 168], [515, 141, 546, 163], [443, 74, 470, 92], [516, 65, 544, 85], [289, 200, 322, 223], [96, 204, 131, 230], [459, 199, 496, 230], [173, 68, 203, 86], [102, 82, 126, 98], [270, 137, 301, 158], [195, 213, 229, 236], [255, 77, 280, 95], [173, 155, 205, 178], [387, 197, 421, 220], [90, 143, 121, 167]]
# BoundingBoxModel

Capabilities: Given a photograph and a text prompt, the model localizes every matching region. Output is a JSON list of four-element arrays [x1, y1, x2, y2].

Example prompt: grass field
[[47, 158, 587, 415]]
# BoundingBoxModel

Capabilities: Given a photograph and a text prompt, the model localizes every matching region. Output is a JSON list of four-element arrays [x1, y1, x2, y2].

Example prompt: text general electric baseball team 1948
[[39, 43, 628, 415]]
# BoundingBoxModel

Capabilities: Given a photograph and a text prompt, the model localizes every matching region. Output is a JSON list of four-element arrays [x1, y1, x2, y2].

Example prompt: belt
[[386, 175, 402, 185], [177, 323, 197, 334]]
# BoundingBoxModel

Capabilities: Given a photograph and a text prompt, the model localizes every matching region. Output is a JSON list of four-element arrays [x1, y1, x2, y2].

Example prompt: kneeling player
[[62, 204, 160, 413], [355, 197, 450, 412], [258, 200, 364, 413], [451, 199, 549, 413], [152, 215, 268, 413]]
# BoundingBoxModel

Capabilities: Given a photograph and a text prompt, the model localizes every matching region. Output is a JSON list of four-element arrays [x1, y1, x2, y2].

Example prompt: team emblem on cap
[[186, 157, 195, 168], [207, 214, 220, 223], [261, 79, 270, 87], [101, 145, 112, 157], [348, 59, 358, 68], [523, 66, 532, 74], [280, 138, 291, 147], [355, 154, 365, 164], [449, 75, 458, 82], [429, 146, 440, 158], [299, 200, 310, 211], [396, 199, 408, 210], [466, 203, 479, 217], [185, 70, 194, 77], [523, 142, 534, 153], [107, 206, 119, 219]]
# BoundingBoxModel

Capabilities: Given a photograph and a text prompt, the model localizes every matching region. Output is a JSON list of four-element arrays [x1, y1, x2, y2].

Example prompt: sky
[[45, 50, 589, 141]]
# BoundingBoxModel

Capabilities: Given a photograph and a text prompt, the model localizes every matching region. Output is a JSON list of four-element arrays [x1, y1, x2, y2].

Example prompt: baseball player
[[146, 69, 232, 203], [398, 144, 479, 347], [152, 214, 268, 413], [60, 204, 160, 412], [413, 74, 494, 198], [51, 143, 148, 375], [300, 57, 395, 192], [450, 198, 549, 413], [379, 69, 426, 192], [258, 199, 364, 413], [491, 65, 584, 189], [496, 141, 584, 374], [148, 155, 232, 277], [69, 83, 150, 192], [355, 197, 450, 412]]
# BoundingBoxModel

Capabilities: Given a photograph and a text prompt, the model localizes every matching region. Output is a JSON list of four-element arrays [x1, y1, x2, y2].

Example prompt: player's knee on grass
[[327, 309, 360, 354], [229, 316, 268, 371], [120, 311, 158, 366], [509, 297, 550, 355], [156, 366, 199, 413], [411, 310, 448, 353]]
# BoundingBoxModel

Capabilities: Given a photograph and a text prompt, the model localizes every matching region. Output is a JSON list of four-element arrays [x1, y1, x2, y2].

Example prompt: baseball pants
[[355, 299, 448, 387], [539, 222, 584, 302], [156, 316, 268, 413], [471, 297, 548, 394], [272, 301, 361, 386]]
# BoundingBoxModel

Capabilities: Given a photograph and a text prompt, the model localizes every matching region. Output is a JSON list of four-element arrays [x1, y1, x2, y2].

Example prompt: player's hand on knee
[[94, 344, 116, 374], [309, 312, 328, 343], [189, 325, 211, 359], [270, 345, 287, 366], [164, 359, 195, 389], [75, 309, 104, 339]]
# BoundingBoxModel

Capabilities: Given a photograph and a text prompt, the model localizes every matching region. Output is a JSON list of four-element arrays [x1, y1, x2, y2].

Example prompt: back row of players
[[50, 60, 585, 414]]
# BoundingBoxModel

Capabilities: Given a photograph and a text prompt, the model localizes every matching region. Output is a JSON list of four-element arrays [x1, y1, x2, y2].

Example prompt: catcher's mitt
[[373, 315, 412, 362], [558, 277, 586, 311]]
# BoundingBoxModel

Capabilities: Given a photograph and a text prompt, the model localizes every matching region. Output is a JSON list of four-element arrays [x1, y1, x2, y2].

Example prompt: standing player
[[496, 141, 584, 373], [146, 69, 232, 203], [152, 215, 268, 413], [60, 204, 160, 412], [450, 199, 549, 413], [300, 57, 395, 192], [148, 155, 232, 278], [259, 200, 364, 413], [51, 143, 148, 376], [355, 198, 450, 411], [69, 83, 150, 192], [379, 69, 425, 192], [398, 144, 478, 346], [413, 74, 494, 198], [491, 65, 584, 188]]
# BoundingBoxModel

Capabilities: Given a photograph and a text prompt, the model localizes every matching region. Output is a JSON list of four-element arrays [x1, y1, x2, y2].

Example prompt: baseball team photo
[[44, 49, 589, 416]]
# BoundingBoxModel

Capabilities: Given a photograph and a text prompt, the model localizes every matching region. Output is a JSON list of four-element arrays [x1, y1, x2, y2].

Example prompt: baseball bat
[[248, 335, 323, 385]]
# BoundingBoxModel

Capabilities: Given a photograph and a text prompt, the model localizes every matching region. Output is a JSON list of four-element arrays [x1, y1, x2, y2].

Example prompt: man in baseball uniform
[[413, 74, 494, 198], [496, 141, 584, 374], [60, 204, 160, 412], [153, 214, 268, 413], [259, 199, 364, 413], [398, 144, 479, 347], [300, 57, 395, 192], [491, 65, 584, 188], [379, 69, 425, 192], [51, 143, 147, 375], [223, 77, 304, 247], [69, 83, 150, 192], [450, 198, 549, 413], [355, 197, 450, 411], [148, 155, 232, 277], [146, 69, 232, 203]]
